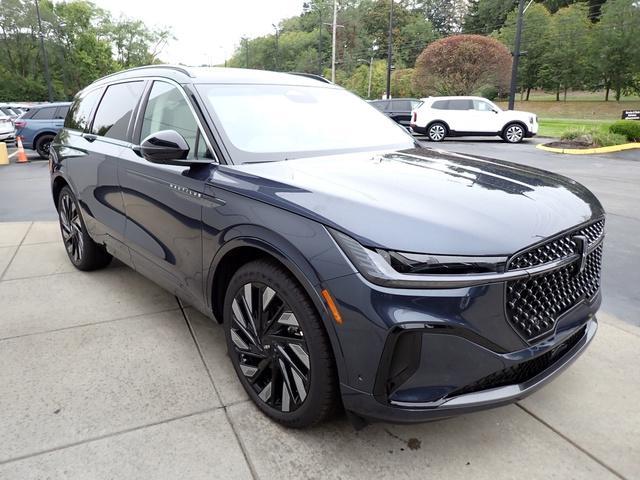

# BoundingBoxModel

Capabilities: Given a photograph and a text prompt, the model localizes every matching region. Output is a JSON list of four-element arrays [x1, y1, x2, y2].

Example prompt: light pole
[[385, 0, 394, 99], [272, 24, 279, 71], [508, 0, 525, 110], [242, 37, 249, 68], [34, 0, 53, 102], [331, 0, 338, 83]]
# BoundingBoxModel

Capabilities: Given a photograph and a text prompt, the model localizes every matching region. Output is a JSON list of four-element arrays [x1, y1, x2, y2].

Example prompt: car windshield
[[196, 84, 414, 163]]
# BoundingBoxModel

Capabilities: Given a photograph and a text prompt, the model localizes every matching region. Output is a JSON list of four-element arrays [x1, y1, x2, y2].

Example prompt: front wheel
[[503, 123, 525, 143], [223, 259, 339, 428], [58, 186, 112, 271], [427, 122, 447, 142]]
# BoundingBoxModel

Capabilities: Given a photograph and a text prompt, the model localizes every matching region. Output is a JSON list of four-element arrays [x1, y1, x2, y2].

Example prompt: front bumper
[[323, 272, 599, 424], [341, 318, 596, 424]]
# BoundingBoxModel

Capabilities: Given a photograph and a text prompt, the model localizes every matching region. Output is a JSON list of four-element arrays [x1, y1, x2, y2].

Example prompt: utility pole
[[367, 56, 374, 99], [242, 37, 249, 69], [34, 0, 53, 102], [331, 0, 338, 83], [272, 24, 279, 71], [385, 0, 394, 99], [317, 9, 323, 75], [508, 0, 525, 110]]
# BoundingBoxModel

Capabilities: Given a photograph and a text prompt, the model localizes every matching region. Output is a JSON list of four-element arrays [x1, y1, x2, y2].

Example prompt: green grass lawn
[[537, 118, 612, 138]]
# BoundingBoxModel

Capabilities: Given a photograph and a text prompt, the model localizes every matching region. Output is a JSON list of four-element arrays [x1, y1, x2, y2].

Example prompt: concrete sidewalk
[[0, 222, 638, 479]]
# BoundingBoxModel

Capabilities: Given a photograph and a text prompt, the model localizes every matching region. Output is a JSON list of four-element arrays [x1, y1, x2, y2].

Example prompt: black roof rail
[[287, 72, 332, 84], [98, 64, 194, 82]]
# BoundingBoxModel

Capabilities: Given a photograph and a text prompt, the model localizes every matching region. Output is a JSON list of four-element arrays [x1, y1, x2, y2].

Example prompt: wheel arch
[[32, 130, 58, 149], [426, 119, 450, 133], [206, 234, 347, 381], [51, 175, 70, 210], [502, 120, 528, 136]]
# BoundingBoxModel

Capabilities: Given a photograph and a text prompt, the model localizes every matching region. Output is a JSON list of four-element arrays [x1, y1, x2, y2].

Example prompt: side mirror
[[139, 130, 190, 165]]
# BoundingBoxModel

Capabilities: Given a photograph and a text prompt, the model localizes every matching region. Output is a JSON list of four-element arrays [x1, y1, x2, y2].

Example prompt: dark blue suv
[[50, 66, 603, 428], [15, 102, 71, 158]]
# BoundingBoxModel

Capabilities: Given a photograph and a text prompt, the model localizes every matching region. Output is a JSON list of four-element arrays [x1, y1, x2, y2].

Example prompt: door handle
[[82, 133, 97, 142]]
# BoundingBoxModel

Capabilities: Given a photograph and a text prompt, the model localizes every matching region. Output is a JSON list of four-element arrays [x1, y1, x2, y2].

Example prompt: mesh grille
[[451, 326, 586, 397], [508, 219, 604, 271], [506, 220, 604, 342]]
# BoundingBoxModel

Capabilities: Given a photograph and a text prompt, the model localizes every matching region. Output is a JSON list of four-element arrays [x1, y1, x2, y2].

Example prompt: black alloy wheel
[[57, 186, 112, 270], [36, 134, 55, 159], [223, 260, 338, 427]]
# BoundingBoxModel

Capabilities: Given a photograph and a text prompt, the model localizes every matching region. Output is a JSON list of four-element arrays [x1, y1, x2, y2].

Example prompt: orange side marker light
[[321, 289, 343, 325]]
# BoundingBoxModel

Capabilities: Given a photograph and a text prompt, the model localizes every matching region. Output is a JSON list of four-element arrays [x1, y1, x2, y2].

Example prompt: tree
[[498, 3, 552, 100], [464, 0, 517, 34], [592, 0, 640, 100], [539, 4, 591, 101], [0, 0, 171, 101], [413, 34, 512, 95]]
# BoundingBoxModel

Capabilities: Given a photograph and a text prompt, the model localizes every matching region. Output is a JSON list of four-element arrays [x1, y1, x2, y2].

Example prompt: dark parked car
[[50, 66, 603, 428], [369, 98, 423, 128], [15, 102, 71, 158]]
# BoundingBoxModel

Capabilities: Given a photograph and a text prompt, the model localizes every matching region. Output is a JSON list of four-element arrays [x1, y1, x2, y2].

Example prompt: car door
[[446, 98, 475, 132], [468, 99, 501, 133], [61, 84, 133, 263], [390, 100, 411, 127], [119, 79, 216, 305]]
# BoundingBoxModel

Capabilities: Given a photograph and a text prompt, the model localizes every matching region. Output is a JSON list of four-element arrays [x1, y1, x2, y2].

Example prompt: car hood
[[209, 147, 603, 255]]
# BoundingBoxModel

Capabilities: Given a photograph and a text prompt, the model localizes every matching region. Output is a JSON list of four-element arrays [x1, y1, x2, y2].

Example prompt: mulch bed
[[544, 140, 595, 149]]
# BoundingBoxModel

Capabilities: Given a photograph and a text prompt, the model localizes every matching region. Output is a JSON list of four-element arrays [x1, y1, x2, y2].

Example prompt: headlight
[[328, 228, 512, 289]]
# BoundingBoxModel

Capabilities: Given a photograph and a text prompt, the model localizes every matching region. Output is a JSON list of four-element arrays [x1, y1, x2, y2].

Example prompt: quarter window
[[91, 81, 144, 141], [431, 100, 448, 110], [140, 81, 204, 160], [65, 89, 102, 131], [32, 107, 57, 120]]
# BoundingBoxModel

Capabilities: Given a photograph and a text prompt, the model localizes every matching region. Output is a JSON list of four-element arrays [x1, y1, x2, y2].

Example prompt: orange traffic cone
[[15, 136, 28, 163]]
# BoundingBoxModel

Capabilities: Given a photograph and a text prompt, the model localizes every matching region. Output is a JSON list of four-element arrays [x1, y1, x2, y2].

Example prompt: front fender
[[204, 225, 351, 384]]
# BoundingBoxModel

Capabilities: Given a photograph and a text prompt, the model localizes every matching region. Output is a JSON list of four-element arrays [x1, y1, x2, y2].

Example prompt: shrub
[[413, 35, 511, 96], [560, 128, 627, 147], [475, 85, 499, 101], [609, 121, 640, 142]]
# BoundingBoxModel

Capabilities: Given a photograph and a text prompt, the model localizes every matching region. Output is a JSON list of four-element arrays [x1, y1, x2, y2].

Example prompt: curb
[[536, 142, 640, 155]]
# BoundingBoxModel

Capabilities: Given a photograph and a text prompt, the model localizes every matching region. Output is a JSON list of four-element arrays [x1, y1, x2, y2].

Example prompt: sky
[[91, 0, 307, 66]]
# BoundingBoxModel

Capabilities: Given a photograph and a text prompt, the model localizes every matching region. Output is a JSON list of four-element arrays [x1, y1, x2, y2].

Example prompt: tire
[[503, 123, 525, 143], [35, 134, 55, 159], [57, 186, 112, 271], [223, 259, 339, 428], [427, 122, 447, 142]]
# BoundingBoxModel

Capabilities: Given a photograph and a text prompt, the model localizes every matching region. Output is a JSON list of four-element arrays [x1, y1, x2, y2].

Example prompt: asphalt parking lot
[[0, 140, 638, 479]]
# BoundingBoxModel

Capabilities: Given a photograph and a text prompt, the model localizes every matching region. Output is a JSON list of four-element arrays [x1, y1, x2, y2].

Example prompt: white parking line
[[8, 150, 18, 159]]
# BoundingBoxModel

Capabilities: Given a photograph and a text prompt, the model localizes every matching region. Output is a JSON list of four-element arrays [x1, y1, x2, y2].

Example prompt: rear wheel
[[503, 123, 525, 143], [35, 134, 55, 159], [58, 186, 112, 271], [427, 122, 447, 142], [223, 259, 339, 428]]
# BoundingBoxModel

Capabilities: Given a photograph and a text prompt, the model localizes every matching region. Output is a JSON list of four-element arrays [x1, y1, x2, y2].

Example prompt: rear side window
[[370, 101, 387, 112], [448, 99, 473, 110], [392, 100, 411, 111], [91, 81, 144, 141], [32, 107, 57, 120], [431, 100, 448, 110], [65, 89, 103, 131]]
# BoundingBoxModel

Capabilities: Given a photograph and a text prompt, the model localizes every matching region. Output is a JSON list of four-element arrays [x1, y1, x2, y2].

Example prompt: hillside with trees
[[228, 0, 639, 101]]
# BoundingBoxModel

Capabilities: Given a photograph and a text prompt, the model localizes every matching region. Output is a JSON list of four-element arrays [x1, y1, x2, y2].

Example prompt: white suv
[[0, 114, 15, 143], [410, 96, 538, 143]]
